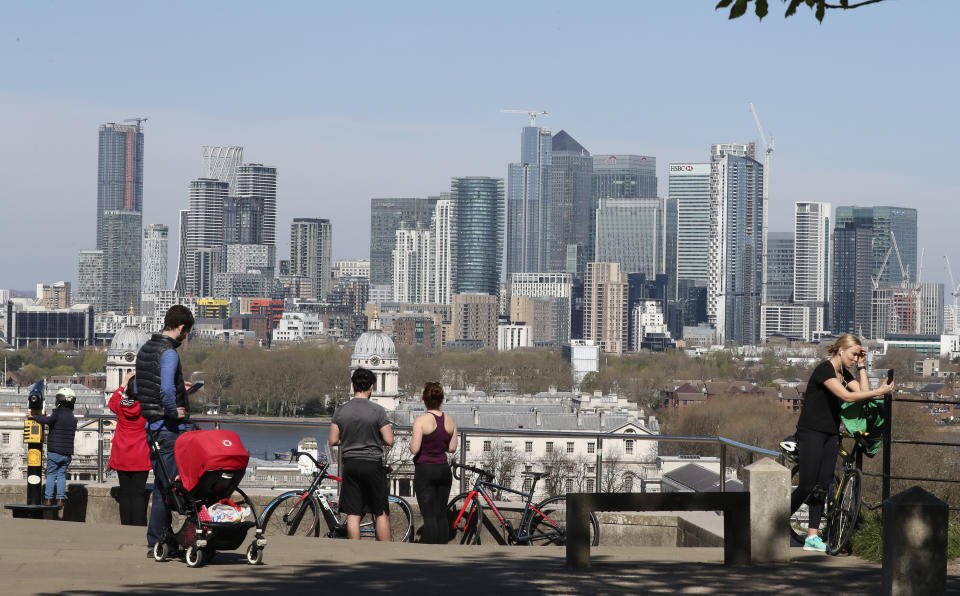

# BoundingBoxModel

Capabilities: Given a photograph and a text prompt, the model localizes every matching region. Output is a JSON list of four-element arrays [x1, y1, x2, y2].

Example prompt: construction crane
[[749, 102, 774, 305], [500, 109, 548, 127], [123, 117, 148, 129], [872, 245, 894, 290], [944, 255, 960, 333]]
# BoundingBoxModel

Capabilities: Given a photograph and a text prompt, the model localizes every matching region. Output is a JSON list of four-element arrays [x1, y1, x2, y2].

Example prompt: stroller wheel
[[184, 545, 205, 568], [246, 543, 263, 565], [153, 542, 169, 562]]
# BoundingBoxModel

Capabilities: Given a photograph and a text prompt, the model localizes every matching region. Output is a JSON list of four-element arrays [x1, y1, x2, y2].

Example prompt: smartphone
[[187, 380, 205, 394], [886, 369, 894, 383]]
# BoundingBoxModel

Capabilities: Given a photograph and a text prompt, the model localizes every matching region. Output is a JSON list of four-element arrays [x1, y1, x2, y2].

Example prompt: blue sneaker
[[803, 535, 827, 553]]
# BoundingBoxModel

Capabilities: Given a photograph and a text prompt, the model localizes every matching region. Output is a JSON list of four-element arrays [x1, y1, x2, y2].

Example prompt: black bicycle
[[259, 450, 413, 542], [447, 462, 600, 546], [783, 430, 869, 555]]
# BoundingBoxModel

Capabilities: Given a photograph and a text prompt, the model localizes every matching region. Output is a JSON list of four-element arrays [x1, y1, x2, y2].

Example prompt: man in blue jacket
[[30, 387, 78, 508], [136, 305, 194, 558]]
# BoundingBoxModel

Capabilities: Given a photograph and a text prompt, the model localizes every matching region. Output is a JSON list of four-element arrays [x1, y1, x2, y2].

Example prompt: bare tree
[[601, 447, 626, 492], [540, 448, 575, 497], [480, 440, 525, 499]]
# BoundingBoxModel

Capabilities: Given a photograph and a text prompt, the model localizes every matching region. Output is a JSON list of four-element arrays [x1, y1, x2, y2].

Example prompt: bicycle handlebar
[[290, 449, 329, 470], [450, 462, 494, 481]]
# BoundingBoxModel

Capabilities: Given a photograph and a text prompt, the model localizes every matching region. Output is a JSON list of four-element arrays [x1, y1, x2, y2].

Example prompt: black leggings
[[414, 464, 452, 544], [790, 429, 838, 532], [117, 470, 149, 526]]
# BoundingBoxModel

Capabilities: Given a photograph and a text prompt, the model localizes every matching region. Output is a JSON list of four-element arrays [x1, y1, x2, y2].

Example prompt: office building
[[832, 215, 874, 336], [5, 300, 95, 348], [101, 210, 143, 312], [670, 162, 711, 286], [369, 197, 438, 300], [506, 126, 552, 275], [593, 154, 657, 199], [766, 232, 794, 303], [498, 323, 533, 351], [794, 201, 831, 334], [594, 198, 664, 276], [509, 272, 572, 345], [452, 177, 503, 296], [201, 145, 243, 191], [38, 282, 71, 309], [77, 250, 103, 310], [664, 197, 678, 301], [225, 244, 275, 275], [708, 144, 763, 345], [193, 247, 224, 297], [333, 259, 370, 280], [584, 262, 629, 354], [290, 218, 332, 301], [431, 198, 457, 305], [96, 122, 144, 250], [835, 206, 918, 287], [142, 224, 169, 294], [547, 130, 593, 272], [393, 228, 432, 304]]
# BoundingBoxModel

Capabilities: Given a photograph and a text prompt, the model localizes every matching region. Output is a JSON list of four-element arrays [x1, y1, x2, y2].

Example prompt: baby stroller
[[150, 429, 266, 567]]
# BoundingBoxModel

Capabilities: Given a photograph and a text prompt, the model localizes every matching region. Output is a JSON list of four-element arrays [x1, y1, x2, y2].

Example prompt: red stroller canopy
[[174, 430, 249, 492]]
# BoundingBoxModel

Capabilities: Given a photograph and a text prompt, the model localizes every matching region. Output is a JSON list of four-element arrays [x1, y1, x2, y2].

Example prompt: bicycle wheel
[[446, 492, 483, 545], [260, 491, 320, 537], [347, 496, 414, 542], [788, 465, 827, 545], [524, 495, 599, 547], [825, 469, 862, 555]]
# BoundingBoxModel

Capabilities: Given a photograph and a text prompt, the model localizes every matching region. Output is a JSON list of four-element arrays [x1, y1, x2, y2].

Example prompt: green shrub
[[850, 512, 960, 563]]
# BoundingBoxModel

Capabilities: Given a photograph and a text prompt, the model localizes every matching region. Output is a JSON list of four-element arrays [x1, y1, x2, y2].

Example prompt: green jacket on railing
[[840, 399, 885, 456]]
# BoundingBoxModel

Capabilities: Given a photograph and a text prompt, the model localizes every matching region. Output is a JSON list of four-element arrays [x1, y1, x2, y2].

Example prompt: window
[[586, 478, 595, 492], [504, 441, 513, 451], [545, 441, 554, 453], [525, 464, 532, 472], [587, 442, 595, 454], [523, 477, 532, 492], [525, 441, 533, 453], [625, 440, 634, 455], [464, 440, 471, 452], [483, 440, 492, 453], [1, 433, 8, 445], [623, 475, 634, 492], [565, 478, 574, 492], [566, 442, 574, 454], [587, 465, 595, 474]]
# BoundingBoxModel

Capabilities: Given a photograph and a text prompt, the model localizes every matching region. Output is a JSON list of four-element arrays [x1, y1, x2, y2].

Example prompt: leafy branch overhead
[[716, 0, 887, 23]]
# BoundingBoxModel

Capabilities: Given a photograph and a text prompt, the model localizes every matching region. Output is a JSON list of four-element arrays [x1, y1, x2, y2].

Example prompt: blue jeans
[[147, 429, 179, 548], [45, 452, 71, 500]]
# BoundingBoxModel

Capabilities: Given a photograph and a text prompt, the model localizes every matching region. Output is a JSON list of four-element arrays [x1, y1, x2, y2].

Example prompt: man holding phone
[[136, 305, 195, 557]]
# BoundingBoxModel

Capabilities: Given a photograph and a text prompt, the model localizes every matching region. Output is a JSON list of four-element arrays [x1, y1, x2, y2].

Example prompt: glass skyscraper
[[766, 232, 794, 303], [594, 198, 664, 277], [96, 122, 144, 250], [290, 218, 332, 301], [101, 210, 143, 312], [234, 163, 278, 248], [670, 162, 711, 284], [369, 197, 438, 299], [834, 206, 917, 287], [832, 216, 874, 336], [592, 155, 657, 199], [141, 224, 169, 294], [452, 177, 503, 295], [507, 126, 552, 274], [547, 130, 592, 273]]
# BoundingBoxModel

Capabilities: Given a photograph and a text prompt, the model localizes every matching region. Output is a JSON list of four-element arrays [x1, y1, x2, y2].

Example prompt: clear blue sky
[[1, 0, 958, 291]]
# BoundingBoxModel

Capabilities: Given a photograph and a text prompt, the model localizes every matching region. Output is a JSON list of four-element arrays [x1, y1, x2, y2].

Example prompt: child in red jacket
[[108, 372, 151, 526]]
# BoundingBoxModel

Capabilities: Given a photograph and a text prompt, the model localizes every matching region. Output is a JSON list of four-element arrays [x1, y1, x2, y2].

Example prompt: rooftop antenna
[[500, 109, 549, 127]]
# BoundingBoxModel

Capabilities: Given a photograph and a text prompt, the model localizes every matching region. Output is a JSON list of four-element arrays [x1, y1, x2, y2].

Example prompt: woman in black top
[[791, 333, 894, 552]]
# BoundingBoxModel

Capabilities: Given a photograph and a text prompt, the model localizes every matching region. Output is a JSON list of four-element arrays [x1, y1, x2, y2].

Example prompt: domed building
[[104, 324, 151, 399], [350, 318, 399, 410]]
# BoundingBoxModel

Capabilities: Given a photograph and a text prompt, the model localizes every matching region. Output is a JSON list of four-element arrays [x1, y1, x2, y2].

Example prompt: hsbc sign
[[669, 163, 709, 176]]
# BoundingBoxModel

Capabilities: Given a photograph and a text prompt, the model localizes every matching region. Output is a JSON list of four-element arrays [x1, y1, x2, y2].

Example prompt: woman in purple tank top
[[410, 382, 458, 543]]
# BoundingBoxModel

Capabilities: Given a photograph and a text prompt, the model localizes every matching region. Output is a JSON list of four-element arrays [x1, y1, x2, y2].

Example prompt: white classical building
[[350, 319, 399, 410], [272, 312, 324, 343], [104, 324, 150, 398]]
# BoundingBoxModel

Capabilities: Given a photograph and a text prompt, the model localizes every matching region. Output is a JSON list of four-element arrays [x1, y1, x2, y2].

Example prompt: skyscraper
[[708, 144, 764, 345], [234, 163, 278, 249], [594, 198, 664, 276], [452, 177, 503, 296], [547, 130, 592, 272], [201, 146, 243, 191], [101, 210, 143, 312], [794, 202, 831, 331], [506, 126, 552, 275], [77, 250, 103, 310], [592, 154, 657, 199], [185, 178, 228, 295], [583, 262, 629, 354], [174, 209, 189, 294], [96, 122, 144, 250], [766, 232, 795, 303], [290, 218, 332, 301], [431, 198, 457, 305], [369, 198, 438, 300], [834, 206, 918, 287], [393, 228, 432, 304], [832, 215, 874, 336], [670, 162, 711, 285], [141, 224, 169, 294]]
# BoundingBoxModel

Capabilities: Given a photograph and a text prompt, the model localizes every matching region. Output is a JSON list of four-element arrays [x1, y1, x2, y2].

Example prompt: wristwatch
[[856, 365, 867, 371]]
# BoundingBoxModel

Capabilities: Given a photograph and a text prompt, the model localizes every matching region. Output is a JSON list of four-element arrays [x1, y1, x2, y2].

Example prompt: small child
[[30, 387, 78, 507]]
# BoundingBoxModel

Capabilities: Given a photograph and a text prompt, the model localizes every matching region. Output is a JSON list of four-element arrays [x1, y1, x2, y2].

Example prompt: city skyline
[[2, 2, 959, 291]]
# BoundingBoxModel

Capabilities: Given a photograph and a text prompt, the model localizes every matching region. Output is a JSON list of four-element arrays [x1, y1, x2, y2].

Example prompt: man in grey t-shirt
[[329, 367, 394, 540]]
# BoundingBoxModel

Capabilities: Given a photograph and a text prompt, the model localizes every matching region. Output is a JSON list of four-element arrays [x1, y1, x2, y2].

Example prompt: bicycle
[[446, 462, 600, 546], [782, 430, 869, 555], [259, 450, 414, 542]]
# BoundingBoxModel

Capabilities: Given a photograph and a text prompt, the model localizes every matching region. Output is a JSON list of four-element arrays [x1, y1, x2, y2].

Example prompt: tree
[[600, 447, 626, 492], [717, 0, 887, 23], [480, 440, 525, 499], [540, 448, 575, 498]]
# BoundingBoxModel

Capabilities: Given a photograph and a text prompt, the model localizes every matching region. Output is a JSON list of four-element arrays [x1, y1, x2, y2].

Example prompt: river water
[[214, 421, 331, 460]]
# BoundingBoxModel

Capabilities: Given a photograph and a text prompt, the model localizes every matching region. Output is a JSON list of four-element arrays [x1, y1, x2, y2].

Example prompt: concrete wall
[[0, 481, 722, 547]]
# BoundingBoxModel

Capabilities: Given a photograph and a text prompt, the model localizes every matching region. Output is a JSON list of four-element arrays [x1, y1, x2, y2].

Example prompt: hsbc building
[[669, 162, 711, 285]]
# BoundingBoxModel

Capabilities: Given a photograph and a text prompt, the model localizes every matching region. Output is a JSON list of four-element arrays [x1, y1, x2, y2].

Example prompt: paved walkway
[[1, 517, 957, 595]]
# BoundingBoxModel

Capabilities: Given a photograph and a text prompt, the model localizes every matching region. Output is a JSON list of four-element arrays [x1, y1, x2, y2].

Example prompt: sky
[[1, 0, 958, 293]]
